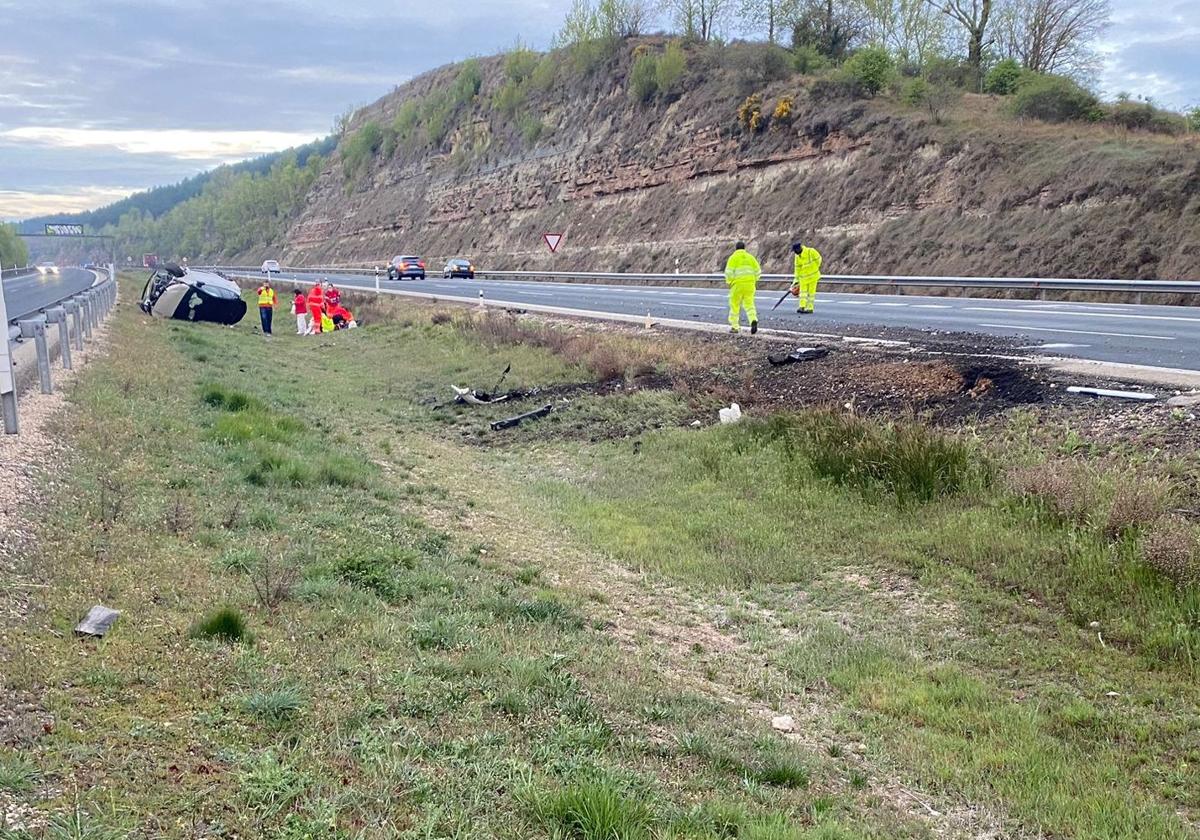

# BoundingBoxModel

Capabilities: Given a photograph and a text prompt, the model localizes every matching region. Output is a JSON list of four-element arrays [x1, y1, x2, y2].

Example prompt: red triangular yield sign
[[544, 232, 563, 253]]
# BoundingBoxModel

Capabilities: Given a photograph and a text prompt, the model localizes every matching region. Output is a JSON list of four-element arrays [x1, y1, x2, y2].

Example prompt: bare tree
[[740, 0, 800, 42], [861, 0, 947, 66], [998, 0, 1109, 78], [926, 0, 993, 86], [661, 0, 734, 40]]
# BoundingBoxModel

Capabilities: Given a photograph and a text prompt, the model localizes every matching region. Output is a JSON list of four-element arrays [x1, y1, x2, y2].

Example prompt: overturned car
[[139, 264, 247, 325]]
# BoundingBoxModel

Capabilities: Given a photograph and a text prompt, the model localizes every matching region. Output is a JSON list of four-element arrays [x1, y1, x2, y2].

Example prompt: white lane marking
[[840, 301, 872, 306], [874, 302, 909, 307], [1020, 343, 1087, 349], [912, 304, 952, 309], [977, 323, 1175, 341], [967, 306, 1200, 324]]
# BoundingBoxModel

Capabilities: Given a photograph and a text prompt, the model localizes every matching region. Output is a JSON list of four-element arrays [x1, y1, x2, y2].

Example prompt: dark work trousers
[[259, 306, 273, 335]]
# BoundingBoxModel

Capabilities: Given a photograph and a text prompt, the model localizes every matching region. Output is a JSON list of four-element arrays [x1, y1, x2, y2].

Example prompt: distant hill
[[18, 135, 336, 234]]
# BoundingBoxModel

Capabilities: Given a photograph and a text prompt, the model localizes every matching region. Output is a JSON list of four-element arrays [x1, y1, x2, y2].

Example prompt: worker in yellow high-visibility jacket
[[724, 241, 761, 334], [791, 241, 822, 314]]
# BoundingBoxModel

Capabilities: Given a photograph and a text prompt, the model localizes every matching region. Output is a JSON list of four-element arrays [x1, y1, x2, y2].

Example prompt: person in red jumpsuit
[[306, 283, 325, 335]]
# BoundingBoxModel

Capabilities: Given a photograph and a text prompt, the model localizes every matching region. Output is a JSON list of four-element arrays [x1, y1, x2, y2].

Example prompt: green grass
[[189, 606, 252, 643], [8, 277, 1198, 838], [5, 280, 896, 837]]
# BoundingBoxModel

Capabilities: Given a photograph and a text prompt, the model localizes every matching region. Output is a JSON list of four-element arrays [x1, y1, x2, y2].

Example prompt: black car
[[386, 255, 426, 281], [442, 258, 475, 279]]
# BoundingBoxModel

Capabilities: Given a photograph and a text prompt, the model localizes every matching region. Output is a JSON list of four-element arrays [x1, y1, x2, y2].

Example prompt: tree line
[[0, 224, 30, 269], [558, 0, 1115, 91], [99, 151, 324, 262]]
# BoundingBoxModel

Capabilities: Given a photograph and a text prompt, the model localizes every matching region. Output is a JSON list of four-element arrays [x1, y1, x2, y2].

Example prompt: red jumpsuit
[[306, 285, 325, 334]]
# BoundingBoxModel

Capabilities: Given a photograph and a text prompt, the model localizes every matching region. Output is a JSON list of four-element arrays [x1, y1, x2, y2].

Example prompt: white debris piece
[[75, 605, 120, 637], [1066, 386, 1156, 401], [718, 403, 742, 424]]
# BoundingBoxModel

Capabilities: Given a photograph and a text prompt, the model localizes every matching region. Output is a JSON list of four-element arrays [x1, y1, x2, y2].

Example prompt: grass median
[[2, 280, 1198, 838]]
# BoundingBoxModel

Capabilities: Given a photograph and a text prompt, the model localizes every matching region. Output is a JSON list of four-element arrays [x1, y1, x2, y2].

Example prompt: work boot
[[730, 326, 739, 333], [750, 320, 758, 334]]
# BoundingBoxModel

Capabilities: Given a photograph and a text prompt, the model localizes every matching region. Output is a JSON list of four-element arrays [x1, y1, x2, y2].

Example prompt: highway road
[[255, 270, 1200, 372], [1, 268, 95, 323]]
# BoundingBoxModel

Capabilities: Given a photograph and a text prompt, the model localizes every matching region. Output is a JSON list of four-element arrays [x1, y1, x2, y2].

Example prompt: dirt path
[[1, 322, 111, 834], [397, 435, 1042, 840]]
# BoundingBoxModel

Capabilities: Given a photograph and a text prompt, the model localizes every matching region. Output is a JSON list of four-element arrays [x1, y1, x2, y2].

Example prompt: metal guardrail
[[200, 265, 1200, 303], [1, 266, 118, 434]]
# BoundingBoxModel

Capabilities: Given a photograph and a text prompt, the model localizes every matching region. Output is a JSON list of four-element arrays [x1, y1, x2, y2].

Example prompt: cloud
[[0, 127, 323, 161], [0, 187, 143, 221], [275, 66, 402, 86]]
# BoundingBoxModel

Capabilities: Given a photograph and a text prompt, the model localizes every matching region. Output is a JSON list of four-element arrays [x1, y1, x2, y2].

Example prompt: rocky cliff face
[[275, 44, 1200, 280]]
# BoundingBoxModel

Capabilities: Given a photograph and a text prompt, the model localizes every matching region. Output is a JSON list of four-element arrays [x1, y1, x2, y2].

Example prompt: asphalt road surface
[[258, 271, 1200, 372], [1, 267, 95, 323]]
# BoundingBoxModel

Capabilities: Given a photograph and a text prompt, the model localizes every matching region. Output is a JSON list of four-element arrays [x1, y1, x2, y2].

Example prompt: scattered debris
[[771, 714, 796, 733], [491, 404, 553, 431], [690, 420, 702, 427], [1165, 393, 1200, 407], [768, 347, 828, 366], [452, 385, 511, 406], [74, 605, 120, 637], [1067, 386, 1157, 402], [718, 403, 743, 424]]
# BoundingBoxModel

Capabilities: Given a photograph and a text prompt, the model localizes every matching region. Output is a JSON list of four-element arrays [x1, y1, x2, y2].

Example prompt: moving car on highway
[[36, 261, 59, 275], [442, 258, 475, 279], [261, 259, 281, 274], [387, 255, 426, 281]]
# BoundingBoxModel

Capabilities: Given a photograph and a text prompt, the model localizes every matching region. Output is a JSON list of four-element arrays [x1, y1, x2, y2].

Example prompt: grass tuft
[[242, 688, 304, 724], [749, 750, 811, 788], [749, 411, 980, 503], [201, 383, 260, 413], [0, 750, 38, 792], [532, 780, 654, 840], [189, 606, 252, 644]]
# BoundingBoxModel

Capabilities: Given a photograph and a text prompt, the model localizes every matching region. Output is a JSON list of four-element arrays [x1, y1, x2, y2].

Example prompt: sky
[[1, 0, 1196, 221]]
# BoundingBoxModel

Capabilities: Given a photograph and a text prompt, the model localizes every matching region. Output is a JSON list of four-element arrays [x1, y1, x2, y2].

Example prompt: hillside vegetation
[[90, 26, 1200, 278]]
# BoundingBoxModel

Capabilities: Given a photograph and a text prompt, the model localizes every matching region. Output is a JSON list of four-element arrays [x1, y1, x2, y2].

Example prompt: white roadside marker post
[[0, 265, 18, 433]]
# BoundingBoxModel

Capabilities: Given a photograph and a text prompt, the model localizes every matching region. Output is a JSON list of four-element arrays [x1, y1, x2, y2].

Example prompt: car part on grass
[[1066, 386, 1157, 401], [75, 605, 120, 637], [718, 403, 742, 424], [139, 267, 246, 325], [491, 404, 553, 431], [489, 363, 511, 395], [768, 347, 829, 366], [452, 385, 512, 406]]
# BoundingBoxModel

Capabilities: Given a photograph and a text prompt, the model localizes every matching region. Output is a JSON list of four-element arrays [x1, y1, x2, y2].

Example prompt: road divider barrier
[[198, 266, 1200, 306], [1, 266, 117, 434]]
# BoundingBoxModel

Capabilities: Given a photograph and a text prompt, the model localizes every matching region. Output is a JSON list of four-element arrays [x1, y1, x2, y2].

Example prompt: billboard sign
[[45, 223, 84, 236]]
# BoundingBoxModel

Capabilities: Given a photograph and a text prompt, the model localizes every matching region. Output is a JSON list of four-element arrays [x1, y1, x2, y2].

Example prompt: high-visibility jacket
[[326, 288, 341, 308], [724, 249, 761, 285], [256, 286, 276, 308], [307, 286, 324, 309], [793, 247, 822, 287], [293, 294, 307, 315]]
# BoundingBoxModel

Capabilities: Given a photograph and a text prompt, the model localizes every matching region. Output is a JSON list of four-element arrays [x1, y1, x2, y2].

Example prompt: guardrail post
[[0, 266, 17, 434], [81, 295, 94, 339], [47, 308, 71, 370], [66, 301, 84, 351], [18, 319, 52, 395], [375, 267, 381, 294]]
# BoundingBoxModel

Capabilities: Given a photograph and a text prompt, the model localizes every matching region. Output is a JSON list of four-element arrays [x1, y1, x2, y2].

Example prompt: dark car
[[139, 264, 247, 325], [387, 255, 426, 281], [442, 258, 474, 279]]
